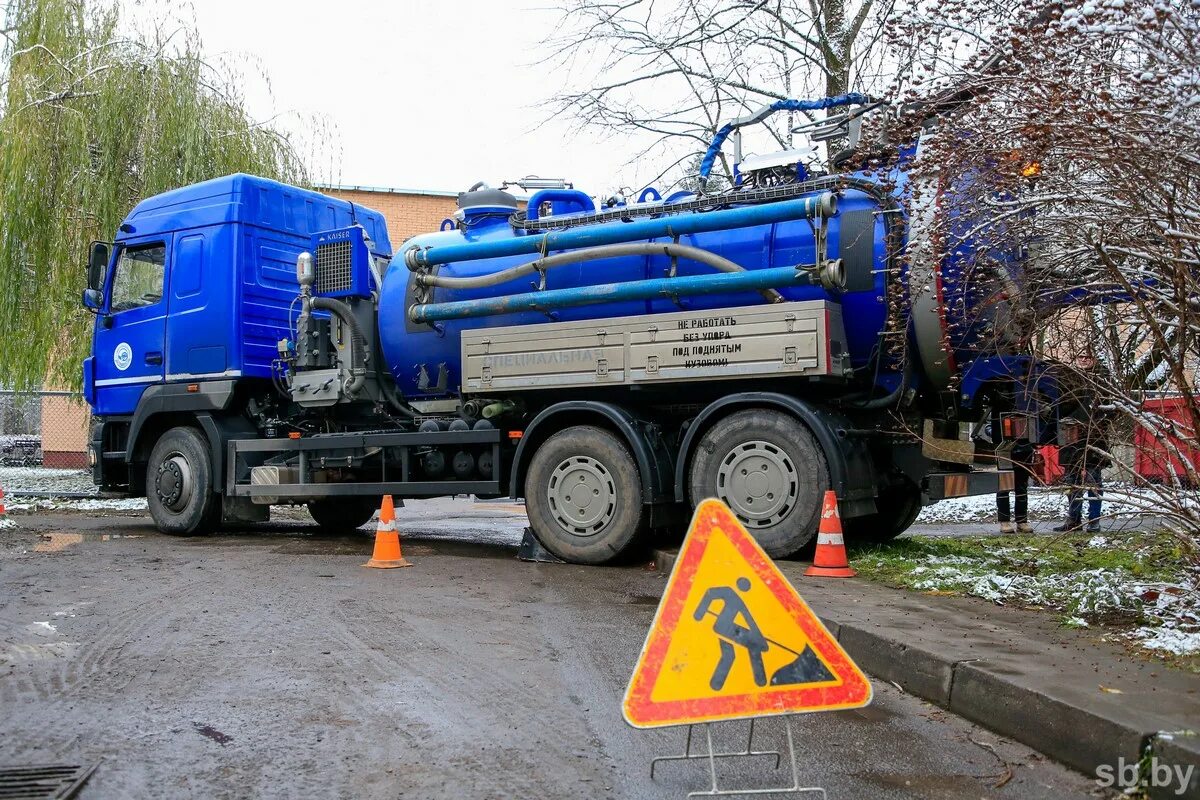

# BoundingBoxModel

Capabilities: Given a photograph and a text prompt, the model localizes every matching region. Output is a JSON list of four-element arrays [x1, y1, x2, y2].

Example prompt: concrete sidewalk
[[654, 547, 1200, 799]]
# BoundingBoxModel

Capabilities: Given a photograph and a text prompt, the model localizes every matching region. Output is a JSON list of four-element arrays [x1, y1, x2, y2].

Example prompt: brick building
[[320, 184, 460, 246]]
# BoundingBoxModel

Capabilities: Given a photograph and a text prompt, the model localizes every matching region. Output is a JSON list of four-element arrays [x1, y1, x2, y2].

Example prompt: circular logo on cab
[[114, 342, 133, 372]]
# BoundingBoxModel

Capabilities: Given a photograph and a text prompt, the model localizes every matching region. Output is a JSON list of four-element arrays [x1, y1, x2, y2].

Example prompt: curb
[[652, 547, 1200, 799]]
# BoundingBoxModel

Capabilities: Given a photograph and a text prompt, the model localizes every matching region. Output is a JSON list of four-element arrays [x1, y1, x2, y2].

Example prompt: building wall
[[323, 188, 459, 247], [40, 393, 89, 469]]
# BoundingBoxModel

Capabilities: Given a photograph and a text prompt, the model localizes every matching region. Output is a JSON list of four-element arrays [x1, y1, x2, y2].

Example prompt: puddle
[[34, 532, 142, 552]]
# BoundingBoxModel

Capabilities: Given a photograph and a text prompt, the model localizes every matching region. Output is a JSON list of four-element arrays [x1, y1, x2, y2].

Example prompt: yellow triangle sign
[[623, 498, 871, 728]]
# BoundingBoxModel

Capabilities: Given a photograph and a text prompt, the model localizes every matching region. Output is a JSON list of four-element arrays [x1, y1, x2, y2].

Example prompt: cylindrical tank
[[377, 165, 1021, 399]]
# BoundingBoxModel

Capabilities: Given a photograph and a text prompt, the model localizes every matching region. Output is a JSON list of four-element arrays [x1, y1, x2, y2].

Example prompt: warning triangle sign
[[623, 498, 871, 728]]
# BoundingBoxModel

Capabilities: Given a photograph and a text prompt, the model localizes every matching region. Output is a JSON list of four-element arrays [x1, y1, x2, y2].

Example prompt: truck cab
[[82, 174, 391, 526]]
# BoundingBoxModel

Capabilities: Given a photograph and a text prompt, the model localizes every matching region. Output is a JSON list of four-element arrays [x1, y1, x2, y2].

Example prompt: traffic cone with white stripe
[[805, 490, 856, 578], [363, 495, 412, 569]]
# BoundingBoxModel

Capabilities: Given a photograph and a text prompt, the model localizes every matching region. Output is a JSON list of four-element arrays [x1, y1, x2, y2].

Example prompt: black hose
[[309, 296, 369, 396]]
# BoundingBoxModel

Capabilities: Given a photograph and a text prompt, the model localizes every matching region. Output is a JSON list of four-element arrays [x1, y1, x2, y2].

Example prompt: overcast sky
[[184, 0, 653, 196]]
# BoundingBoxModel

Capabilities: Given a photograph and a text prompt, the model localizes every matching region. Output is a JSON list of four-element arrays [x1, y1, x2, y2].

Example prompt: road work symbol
[[623, 498, 870, 728], [694, 578, 835, 692]]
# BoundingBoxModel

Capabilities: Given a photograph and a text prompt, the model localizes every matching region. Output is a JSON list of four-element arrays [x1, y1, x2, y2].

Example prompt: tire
[[146, 427, 220, 536], [307, 497, 379, 534], [846, 487, 922, 543], [524, 425, 647, 565], [688, 409, 828, 558]]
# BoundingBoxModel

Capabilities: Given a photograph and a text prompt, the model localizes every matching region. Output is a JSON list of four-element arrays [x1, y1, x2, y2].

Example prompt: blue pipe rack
[[409, 265, 814, 323], [404, 193, 836, 270]]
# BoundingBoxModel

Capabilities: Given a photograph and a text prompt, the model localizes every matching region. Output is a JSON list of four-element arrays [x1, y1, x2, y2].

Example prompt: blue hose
[[697, 94, 873, 183], [409, 265, 813, 323], [405, 193, 835, 270]]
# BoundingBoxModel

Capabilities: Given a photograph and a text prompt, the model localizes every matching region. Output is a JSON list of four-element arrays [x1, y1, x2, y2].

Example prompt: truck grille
[[316, 240, 353, 295]]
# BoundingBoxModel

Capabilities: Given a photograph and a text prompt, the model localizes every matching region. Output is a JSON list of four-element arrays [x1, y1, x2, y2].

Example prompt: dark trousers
[[996, 465, 1030, 523], [1067, 465, 1104, 524]]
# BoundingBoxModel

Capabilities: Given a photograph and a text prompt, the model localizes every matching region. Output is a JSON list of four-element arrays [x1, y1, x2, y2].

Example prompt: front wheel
[[307, 497, 379, 534], [147, 427, 220, 535], [688, 409, 828, 558], [524, 425, 647, 564]]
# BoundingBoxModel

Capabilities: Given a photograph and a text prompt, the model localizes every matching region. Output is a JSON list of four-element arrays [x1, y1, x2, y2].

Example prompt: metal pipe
[[417, 241, 786, 304], [409, 265, 816, 324], [404, 192, 837, 270]]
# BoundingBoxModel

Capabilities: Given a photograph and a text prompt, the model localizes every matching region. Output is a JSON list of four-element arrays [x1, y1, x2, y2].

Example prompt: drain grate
[[0, 764, 97, 800]]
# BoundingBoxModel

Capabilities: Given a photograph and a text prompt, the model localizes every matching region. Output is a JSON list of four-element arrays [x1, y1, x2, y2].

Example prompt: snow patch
[[7, 497, 147, 512], [1135, 627, 1200, 656]]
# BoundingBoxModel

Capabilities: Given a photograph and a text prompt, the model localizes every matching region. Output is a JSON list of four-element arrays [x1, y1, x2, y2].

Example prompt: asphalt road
[[0, 501, 1111, 799]]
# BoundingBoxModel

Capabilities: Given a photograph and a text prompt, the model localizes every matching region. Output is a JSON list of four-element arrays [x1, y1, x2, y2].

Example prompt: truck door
[[92, 240, 169, 415]]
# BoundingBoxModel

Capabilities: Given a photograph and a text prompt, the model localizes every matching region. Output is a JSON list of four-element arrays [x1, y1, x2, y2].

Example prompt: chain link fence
[[0, 390, 95, 496]]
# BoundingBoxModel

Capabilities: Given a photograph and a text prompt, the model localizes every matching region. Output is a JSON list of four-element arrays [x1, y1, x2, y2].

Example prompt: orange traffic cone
[[805, 490, 856, 578], [363, 495, 412, 569]]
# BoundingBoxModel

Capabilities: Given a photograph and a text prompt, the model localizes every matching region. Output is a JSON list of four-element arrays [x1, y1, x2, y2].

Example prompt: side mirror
[[87, 241, 110, 291], [82, 288, 103, 312]]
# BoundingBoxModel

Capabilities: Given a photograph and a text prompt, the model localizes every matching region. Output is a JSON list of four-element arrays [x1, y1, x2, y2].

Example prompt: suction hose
[[308, 296, 369, 396], [415, 241, 787, 305]]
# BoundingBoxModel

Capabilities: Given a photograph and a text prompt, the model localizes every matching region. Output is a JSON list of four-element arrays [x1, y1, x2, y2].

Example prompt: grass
[[848, 530, 1200, 670], [852, 531, 1187, 586]]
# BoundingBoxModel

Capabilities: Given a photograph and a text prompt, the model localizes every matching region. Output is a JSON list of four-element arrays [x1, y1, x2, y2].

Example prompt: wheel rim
[[546, 455, 617, 535], [715, 440, 799, 529], [155, 451, 193, 512]]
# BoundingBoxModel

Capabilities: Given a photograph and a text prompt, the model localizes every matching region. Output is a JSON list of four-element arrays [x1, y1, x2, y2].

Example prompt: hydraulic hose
[[416, 241, 787, 304], [405, 192, 837, 270], [409, 265, 818, 324], [309, 296, 369, 396]]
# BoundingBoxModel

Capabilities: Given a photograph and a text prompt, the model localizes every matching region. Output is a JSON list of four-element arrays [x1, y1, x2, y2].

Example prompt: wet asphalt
[[0, 500, 1111, 799]]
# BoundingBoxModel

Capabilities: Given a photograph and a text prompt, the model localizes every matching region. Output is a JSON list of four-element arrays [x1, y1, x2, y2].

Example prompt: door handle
[[145, 352, 163, 365]]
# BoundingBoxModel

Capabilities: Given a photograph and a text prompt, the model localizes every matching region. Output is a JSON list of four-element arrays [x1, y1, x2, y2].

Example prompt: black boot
[[1054, 520, 1082, 532]]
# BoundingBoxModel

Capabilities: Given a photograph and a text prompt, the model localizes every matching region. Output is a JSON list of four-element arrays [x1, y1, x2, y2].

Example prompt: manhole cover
[[0, 764, 97, 799]]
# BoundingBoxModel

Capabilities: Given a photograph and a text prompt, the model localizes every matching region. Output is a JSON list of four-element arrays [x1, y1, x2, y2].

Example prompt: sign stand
[[651, 716, 825, 799], [650, 718, 781, 779]]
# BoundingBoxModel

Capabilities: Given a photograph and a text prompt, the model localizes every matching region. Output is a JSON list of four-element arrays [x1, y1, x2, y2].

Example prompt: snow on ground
[[5, 497, 147, 513], [915, 484, 1186, 524], [0, 466, 95, 495], [903, 556, 1200, 656]]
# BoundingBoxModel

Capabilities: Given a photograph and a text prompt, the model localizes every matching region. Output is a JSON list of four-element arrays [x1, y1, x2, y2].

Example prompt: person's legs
[[997, 492, 1012, 523], [1014, 467, 1029, 524], [1086, 465, 1103, 529], [1058, 469, 1083, 531]]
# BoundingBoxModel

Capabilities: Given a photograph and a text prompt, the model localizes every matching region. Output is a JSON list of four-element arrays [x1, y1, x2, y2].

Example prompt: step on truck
[[82, 96, 1058, 564]]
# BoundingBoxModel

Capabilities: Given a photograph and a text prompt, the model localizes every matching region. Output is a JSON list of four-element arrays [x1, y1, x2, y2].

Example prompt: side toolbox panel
[[461, 300, 846, 393]]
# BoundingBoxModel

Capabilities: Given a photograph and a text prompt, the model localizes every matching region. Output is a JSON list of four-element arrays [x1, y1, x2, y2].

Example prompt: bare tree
[[545, 0, 896, 187], [893, 0, 1200, 542]]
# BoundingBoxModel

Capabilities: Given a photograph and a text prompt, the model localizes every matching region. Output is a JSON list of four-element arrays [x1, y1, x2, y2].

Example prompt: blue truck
[[81, 97, 1053, 564]]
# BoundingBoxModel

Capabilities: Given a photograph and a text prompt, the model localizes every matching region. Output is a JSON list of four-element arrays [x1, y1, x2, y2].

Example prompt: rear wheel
[[307, 497, 379, 534], [688, 409, 828, 558], [147, 427, 220, 535], [846, 487, 922, 543], [524, 426, 647, 564]]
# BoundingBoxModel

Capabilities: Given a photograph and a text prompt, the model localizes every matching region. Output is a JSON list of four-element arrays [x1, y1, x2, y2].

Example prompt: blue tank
[[377, 162, 1023, 403], [379, 181, 894, 399]]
